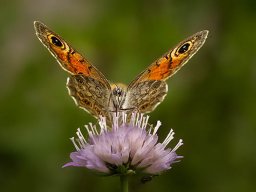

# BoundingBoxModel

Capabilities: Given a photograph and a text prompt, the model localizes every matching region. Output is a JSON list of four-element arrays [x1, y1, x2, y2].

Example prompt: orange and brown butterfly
[[34, 21, 208, 123]]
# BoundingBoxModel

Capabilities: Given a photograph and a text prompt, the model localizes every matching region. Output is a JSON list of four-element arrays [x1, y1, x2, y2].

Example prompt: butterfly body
[[34, 21, 208, 123]]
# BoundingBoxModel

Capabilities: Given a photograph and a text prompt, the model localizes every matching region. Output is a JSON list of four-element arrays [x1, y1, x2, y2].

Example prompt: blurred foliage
[[0, 0, 256, 191]]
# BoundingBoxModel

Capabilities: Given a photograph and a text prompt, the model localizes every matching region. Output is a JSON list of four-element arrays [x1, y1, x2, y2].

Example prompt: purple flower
[[63, 113, 183, 175]]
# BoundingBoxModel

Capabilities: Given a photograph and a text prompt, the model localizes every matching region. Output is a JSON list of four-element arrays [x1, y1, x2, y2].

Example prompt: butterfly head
[[113, 87, 123, 97]]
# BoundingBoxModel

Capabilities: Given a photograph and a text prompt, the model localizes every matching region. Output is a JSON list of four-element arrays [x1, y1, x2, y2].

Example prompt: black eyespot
[[178, 43, 190, 54], [51, 36, 63, 47]]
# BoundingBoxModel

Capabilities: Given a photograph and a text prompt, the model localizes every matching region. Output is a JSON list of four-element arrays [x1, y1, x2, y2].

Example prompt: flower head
[[64, 113, 183, 175]]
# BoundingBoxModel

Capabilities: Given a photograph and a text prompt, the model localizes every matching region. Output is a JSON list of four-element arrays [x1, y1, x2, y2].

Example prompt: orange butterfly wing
[[34, 21, 114, 121], [125, 30, 209, 113]]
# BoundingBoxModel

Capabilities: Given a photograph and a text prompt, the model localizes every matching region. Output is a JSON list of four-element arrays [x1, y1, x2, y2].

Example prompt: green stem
[[120, 175, 129, 192]]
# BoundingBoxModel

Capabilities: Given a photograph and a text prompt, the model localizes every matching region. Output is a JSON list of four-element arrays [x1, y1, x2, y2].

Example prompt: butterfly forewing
[[34, 21, 111, 87], [125, 30, 208, 113]]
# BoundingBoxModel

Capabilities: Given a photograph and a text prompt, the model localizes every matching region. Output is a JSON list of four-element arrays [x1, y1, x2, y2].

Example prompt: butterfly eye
[[50, 36, 63, 47], [178, 42, 191, 54]]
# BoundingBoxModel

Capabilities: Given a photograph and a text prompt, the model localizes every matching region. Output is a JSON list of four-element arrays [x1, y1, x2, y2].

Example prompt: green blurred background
[[1, 0, 256, 191]]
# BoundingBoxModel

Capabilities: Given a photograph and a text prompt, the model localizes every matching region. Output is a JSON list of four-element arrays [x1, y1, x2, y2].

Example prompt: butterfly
[[34, 21, 208, 123]]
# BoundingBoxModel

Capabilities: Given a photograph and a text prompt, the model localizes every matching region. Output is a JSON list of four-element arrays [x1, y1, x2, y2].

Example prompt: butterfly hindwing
[[124, 80, 168, 113], [67, 75, 112, 121]]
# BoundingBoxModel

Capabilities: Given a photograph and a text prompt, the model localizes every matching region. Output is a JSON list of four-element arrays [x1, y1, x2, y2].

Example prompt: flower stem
[[120, 175, 129, 192]]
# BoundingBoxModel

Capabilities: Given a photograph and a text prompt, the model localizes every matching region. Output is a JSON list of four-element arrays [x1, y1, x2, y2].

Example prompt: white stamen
[[89, 123, 95, 135], [99, 116, 107, 133], [70, 137, 80, 151], [84, 125, 94, 139], [84, 125, 91, 135], [136, 113, 143, 127], [93, 124, 99, 135], [122, 112, 127, 125], [76, 128, 87, 146], [171, 139, 183, 152], [112, 113, 119, 131], [162, 129, 174, 147], [141, 116, 148, 129], [75, 138, 81, 149], [139, 113, 144, 127], [91, 124, 98, 135], [152, 121, 161, 135], [141, 115, 149, 130], [135, 113, 139, 126], [148, 124, 153, 134], [130, 113, 136, 126]]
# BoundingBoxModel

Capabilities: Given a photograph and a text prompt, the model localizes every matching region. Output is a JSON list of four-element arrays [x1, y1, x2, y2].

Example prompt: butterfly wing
[[125, 30, 209, 113], [124, 80, 168, 113], [34, 21, 112, 119]]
